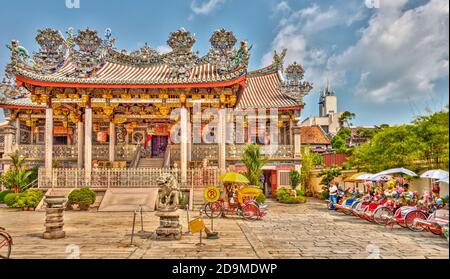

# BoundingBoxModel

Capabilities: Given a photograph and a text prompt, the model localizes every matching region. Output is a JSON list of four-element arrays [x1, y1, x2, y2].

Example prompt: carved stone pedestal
[[155, 210, 182, 241], [43, 196, 66, 240]]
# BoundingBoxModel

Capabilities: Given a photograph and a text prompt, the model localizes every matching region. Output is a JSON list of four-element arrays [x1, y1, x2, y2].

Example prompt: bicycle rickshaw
[[0, 227, 13, 259], [203, 172, 267, 221]]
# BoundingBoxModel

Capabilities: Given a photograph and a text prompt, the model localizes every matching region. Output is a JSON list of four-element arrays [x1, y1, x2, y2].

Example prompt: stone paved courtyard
[[0, 199, 448, 259]]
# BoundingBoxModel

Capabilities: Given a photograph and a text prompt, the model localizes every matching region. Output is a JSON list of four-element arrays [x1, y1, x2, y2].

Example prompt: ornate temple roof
[[238, 65, 300, 109], [1, 28, 313, 111], [8, 28, 249, 87]]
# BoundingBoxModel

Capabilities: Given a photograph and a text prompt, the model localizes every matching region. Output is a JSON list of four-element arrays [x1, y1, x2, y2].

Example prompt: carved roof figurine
[[70, 28, 107, 78], [130, 43, 159, 64], [6, 40, 32, 67], [232, 41, 251, 69], [281, 62, 313, 104], [273, 49, 287, 70], [33, 28, 68, 74], [164, 28, 199, 79], [204, 29, 238, 74], [103, 28, 116, 49]]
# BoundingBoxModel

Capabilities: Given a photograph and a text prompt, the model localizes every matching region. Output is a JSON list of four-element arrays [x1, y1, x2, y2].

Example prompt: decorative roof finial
[[281, 61, 313, 104], [273, 49, 287, 70]]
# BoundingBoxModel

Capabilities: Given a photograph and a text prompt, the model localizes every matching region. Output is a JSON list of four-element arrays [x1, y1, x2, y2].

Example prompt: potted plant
[[68, 188, 96, 211]]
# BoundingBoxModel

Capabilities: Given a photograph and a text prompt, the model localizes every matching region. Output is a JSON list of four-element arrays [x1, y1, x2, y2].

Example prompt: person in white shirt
[[329, 182, 338, 210]]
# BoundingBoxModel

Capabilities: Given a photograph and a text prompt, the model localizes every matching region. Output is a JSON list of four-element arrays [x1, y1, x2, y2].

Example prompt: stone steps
[[138, 158, 164, 168]]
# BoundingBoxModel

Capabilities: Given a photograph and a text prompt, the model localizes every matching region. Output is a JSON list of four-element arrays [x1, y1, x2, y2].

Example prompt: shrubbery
[[276, 188, 307, 204], [0, 190, 14, 203], [68, 188, 96, 209], [3, 189, 43, 209], [256, 193, 266, 204]]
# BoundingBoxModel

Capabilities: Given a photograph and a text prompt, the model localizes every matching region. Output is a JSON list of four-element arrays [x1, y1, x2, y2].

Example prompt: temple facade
[[0, 28, 312, 197]]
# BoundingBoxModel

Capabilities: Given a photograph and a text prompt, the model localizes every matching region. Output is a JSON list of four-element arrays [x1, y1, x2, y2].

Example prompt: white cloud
[[272, 1, 291, 17], [328, 0, 449, 103], [262, 3, 366, 86], [191, 0, 227, 15]]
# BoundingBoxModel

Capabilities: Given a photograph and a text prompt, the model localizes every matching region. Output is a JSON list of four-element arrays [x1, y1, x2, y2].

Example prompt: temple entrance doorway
[[151, 136, 168, 158]]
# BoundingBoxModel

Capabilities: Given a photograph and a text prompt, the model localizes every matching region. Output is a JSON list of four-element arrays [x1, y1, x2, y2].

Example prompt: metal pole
[[140, 206, 144, 234], [130, 210, 137, 246]]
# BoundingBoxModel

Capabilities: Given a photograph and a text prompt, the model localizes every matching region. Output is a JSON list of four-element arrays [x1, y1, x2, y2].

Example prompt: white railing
[[38, 167, 220, 189]]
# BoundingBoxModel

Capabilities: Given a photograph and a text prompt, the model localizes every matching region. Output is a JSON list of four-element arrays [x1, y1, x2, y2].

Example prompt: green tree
[[331, 135, 347, 152], [289, 170, 301, 190], [349, 125, 423, 173], [412, 110, 449, 170], [339, 111, 356, 127], [317, 167, 342, 187], [299, 147, 315, 191], [331, 127, 352, 153], [242, 144, 267, 187], [9, 150, 26, 171], [0, 151, 36, 193]]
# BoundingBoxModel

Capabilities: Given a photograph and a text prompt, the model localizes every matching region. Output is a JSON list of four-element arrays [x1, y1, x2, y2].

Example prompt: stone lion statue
[[156, 174, 180, 210]]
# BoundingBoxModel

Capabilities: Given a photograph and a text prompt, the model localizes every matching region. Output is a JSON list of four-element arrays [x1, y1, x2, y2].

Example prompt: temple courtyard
[[1, 199, 447, 259]]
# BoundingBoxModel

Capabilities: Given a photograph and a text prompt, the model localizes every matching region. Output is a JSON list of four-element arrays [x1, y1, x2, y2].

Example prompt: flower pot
[[70, 204, 80, 211], [79, 204, 90, 211]]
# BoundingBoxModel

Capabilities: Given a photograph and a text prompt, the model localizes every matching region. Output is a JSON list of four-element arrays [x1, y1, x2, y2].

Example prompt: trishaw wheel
[[373, 207, 393, 225], [429, 225, 443, 235], [204, 202, 222, 218], [242, 204, 260, 221], [0, 233, 12, 259], [405, 210, 427, 232]]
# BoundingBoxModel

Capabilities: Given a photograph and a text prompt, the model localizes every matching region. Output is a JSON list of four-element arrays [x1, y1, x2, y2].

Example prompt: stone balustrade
[[18, 144, 138, 161]]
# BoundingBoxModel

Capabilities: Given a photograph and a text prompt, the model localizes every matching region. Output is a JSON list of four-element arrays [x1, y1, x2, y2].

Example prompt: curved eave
[[0, 104, 45, 110], [15, 73, 247, 89], [234, 106, 304, 111]]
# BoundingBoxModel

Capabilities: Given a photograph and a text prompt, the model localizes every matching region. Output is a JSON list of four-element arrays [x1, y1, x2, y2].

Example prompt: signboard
[[239, 187, 262, 197], [204, 186, 221, 203], [188, 218, 205, 234]]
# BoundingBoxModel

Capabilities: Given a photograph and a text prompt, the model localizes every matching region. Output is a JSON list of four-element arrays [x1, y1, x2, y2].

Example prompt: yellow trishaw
[[203, 172, 267, 221]]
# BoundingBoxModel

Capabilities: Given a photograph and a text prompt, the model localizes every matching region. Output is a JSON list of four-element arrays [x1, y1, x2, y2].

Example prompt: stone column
[[109, 122, 115, 163], [218, 108, 227, 173], [15, 118, 20, 146], [84, 107, 93, 178], [77, 121, 84, 168], [292, 111, 302, 172], [45, 107, 53, 174], [180, 107, 188, 184]]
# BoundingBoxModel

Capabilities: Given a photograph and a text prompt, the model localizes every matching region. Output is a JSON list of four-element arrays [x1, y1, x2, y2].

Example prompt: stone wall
[[307, 169, 358, 194]]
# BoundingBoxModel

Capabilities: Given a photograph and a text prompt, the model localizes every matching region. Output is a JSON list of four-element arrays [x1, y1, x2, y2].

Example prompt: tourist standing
[[329, 182, 338, 210]]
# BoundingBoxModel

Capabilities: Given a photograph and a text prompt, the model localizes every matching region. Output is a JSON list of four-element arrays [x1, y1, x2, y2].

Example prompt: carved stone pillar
[[109, 122, 115, 163], [180, 107, 188, 184], [77, 121, 84, 168], [45, 107, 53, 174], [84, 107, 93, 178], [14, 118, 20, 151], [218, 108, 227, 173]]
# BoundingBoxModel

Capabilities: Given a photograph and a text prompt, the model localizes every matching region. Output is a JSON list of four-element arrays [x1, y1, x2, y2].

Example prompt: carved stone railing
[[19, 145, 77, 159], [227, 144, 294, 159], [170, 144, 294, 163], [38, 167, 220, 189], [18, 144, 138, 161], [192, 144, 218, 161]]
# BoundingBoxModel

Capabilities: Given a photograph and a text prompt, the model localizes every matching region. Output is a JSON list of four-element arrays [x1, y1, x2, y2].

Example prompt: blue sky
[[0, 0, 448, 126]]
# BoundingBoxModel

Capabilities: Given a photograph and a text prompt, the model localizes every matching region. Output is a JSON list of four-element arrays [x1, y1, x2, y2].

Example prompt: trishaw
[[413, 209, 449, 235], [204, 185, 267, 221]]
